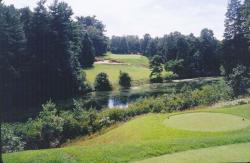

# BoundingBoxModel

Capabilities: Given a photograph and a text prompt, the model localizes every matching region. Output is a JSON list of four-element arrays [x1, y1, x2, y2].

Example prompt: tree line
[[110, 0, 250, 81], [0, 0, 108, 116], [110, 29, 221, 78]]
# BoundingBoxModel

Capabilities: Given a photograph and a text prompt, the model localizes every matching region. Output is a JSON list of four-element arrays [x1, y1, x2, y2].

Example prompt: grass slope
[[137, 142, 250, 163], [84, 53, 151, 86], [3, 104, 250, 163]]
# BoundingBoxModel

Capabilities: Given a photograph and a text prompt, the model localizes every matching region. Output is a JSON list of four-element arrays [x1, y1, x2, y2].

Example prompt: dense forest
[[0, 0, 108, 119], [110, 30, 221, 77], [1, 0, 250, 119]]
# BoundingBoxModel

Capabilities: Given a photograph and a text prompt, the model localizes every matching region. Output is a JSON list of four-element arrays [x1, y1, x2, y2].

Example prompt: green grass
[[104, 53, 149, 67], [84, 53, 150, 86], [137, 142, 250, 163], [84, 64, 150, 86], [4, 104, 250, 163], [164, 112, 250, 132]]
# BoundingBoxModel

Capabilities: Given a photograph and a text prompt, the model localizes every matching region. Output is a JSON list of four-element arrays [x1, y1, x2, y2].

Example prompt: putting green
[[164, 112, 250, 132]]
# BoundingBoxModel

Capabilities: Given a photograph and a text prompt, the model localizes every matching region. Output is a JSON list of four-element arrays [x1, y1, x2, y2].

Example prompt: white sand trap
[[164, 112, 250, 132]]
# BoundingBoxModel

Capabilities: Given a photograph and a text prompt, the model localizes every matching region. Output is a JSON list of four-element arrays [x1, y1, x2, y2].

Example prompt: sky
[[3, 0, 228, 40]]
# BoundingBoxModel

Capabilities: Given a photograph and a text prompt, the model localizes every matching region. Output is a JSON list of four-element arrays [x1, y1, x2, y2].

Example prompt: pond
[[78, 77, 219, 109], [80, 83, 178, 109], [3, 77, 219, 122]]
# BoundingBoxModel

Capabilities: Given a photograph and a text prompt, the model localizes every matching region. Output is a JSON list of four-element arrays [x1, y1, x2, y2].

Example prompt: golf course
[[4, 103, 250, 162], [84, 53, 151, 86], [2, 0, 250, 162]]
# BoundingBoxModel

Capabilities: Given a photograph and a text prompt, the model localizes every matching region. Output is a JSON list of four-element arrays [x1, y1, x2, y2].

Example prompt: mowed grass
[[104, 53, 149, 67], [3, 104, 250, 163], [164, 112, 250, 132], [84, 64, 150, 86], [137, 142, 250, 163], [84, 53, 151, 86]]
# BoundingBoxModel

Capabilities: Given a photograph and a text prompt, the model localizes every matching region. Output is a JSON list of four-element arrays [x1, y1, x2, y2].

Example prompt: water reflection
[[81, 83, 177, 109]]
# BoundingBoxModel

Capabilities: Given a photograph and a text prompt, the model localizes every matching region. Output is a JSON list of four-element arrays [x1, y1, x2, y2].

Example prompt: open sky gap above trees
[[1, 0, 250, 160]]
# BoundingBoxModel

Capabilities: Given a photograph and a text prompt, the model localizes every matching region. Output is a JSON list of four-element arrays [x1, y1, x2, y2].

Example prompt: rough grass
[[3, 104, 250, 163], [137, 142, 250, 163]]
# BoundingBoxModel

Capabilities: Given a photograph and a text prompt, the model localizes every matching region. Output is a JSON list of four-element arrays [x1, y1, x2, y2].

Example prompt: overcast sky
[[3, 0, 228, 39]]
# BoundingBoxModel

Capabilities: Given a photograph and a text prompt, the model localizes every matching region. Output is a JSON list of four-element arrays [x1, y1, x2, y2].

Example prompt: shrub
[[164, 59, 184, 78], [150, 76, 163, 83], [149, 55, 164, 83], [164, 72, 178, 81], [226, 65, 250, 96], [1, 124, 25, 153], [15, 119, 43, 149], [39, 101, 64, 148], [100, 109, 127, 122], [94, 72, 112, 91], [119, 71, 132, 88], [192, 81, 233, 105]]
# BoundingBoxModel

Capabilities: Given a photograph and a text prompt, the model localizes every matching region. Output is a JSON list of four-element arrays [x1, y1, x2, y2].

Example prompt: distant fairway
[[84, 53, 150, 86], [164, 112, 250, 132], [84, 64, 150, 85], [137, 142, 250, 163], [104, 53, 149, 67]]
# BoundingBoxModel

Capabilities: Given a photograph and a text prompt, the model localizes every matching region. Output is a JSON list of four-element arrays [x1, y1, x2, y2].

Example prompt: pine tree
[[79, 33, 95, 68], [0, 3, 26, 119], [224, 0, 244, 40], [223, 0, 249, 74], [49, 0, 84, 98]]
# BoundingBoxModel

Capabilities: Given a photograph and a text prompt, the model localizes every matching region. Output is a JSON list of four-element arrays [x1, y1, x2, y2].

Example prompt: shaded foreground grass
[[3, 104, 250, 163]]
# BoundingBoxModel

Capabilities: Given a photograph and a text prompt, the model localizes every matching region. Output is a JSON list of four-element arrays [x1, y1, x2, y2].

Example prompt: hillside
[[4, 103, 250, 163]]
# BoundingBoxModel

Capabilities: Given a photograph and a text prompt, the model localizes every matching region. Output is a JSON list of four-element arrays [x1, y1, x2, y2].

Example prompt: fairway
[[137, 142, 250, 163], [164, 112, 250, 132], [84, 53, 150, 86], [104, 53, 149, 67], [84, 64, 150, 85]]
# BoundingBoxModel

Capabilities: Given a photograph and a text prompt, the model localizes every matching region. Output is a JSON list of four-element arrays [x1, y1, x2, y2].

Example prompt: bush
[[149, 55, 164, 83], [1, 124, 25, 153], [16, 119, 43, 150], [119, 71, 132, 88], [164, 59, 184, 77], [94, 72, 112, 91], [226, 65, 250, 96], [164, 72, 179, 81], [150, 76, 163, 83], [100, 109, 127, 122], [39, 101, 64, 148], [192, 81, 233, 105]]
